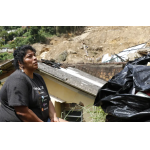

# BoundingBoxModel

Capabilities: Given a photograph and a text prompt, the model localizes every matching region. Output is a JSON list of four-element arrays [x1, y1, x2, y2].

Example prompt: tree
[[0, 27, 8, 44], [3, 26, 21, 30], [0, 26, 85, 49], [54, 26, 84, 35]]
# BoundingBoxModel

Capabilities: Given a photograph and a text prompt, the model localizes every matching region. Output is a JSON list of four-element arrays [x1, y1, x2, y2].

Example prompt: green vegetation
[[83, 105, 107, 122], [64, 104, 107, 122], [0, 52, 13, 61], [0, 26, 84, 49]]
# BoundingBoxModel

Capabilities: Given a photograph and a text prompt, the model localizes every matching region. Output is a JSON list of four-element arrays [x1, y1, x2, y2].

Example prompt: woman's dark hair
[[13, 45, 36, 69]]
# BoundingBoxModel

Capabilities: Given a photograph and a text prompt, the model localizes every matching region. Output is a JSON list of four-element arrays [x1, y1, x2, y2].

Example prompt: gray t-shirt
[[0, 69, 50, 122]]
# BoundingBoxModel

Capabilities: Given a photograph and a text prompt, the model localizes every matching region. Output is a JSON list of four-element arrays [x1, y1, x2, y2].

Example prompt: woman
[[0, 45, 67, 122]]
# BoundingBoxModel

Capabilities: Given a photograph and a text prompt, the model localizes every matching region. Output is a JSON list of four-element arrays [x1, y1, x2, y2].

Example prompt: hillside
[[31, 26, 150, 63]]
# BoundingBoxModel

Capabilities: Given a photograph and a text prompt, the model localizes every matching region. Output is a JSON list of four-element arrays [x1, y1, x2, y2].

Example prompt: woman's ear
[[18, 61, 21, 67], [18, 61, 23, 68], [18, 61, 24, 72]]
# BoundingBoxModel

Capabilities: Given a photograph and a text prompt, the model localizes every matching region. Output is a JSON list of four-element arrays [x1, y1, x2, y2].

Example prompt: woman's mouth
[[33, 62, 38, 65]]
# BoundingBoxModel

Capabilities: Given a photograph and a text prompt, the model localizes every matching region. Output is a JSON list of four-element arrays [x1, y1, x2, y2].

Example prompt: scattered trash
[[94, 53, 150, 122]]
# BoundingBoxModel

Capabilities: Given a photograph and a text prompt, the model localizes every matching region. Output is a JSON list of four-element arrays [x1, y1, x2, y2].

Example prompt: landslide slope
[[32, 26, 150, 63]]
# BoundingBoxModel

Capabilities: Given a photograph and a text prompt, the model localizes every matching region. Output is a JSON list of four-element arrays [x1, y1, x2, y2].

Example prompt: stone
[[137, 48, 150, 55], [40, 51, 48, 60], [32, 43, 50, 56], [56, 51, 68, 62], [67, 49, 77, 54], [127, 52, 143, 61]]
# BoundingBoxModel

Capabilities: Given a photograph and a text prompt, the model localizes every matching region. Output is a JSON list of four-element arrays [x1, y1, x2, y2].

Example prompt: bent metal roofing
[[0, 59, 106, 96]]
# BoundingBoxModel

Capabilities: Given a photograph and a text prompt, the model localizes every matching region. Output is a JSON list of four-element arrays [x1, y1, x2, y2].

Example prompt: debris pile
[[94, 54, 150, 122]]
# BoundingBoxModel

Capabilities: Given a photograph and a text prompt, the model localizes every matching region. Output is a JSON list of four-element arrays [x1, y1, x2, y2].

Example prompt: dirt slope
[[32, 26, 150, 63]]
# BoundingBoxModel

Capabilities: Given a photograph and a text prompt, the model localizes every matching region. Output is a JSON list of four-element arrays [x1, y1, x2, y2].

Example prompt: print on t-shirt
[[39, 95, 49, 111], [32, 80, 49, 120]]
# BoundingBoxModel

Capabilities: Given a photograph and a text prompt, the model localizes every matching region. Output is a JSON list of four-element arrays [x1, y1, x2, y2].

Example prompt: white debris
[[115, 43, 146, 62], [102, 43, 146, 63], [101, 53, 112, 63]]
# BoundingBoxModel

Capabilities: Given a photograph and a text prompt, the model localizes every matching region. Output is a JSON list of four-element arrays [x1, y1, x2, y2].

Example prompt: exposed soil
[[32, 26, 150, 64]]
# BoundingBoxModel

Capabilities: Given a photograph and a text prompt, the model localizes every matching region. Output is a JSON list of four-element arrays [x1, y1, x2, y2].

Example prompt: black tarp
[[94, 54, 150, 122]]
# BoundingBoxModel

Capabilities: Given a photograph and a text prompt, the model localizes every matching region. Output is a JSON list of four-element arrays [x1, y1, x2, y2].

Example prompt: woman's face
[[23, 50, 38, 71]]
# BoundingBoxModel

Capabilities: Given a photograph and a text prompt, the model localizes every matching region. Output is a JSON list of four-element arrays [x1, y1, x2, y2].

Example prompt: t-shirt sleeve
[[7, 78, 30, 106]]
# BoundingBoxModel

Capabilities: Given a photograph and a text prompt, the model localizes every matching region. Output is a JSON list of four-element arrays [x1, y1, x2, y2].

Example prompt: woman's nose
[[33, 55, 37, 60]]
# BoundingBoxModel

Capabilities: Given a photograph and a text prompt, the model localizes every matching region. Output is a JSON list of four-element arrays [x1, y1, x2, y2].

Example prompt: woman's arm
[[48, 101, 68, 122], [49, 101, 59, 122], [14, 106, 43, 122]]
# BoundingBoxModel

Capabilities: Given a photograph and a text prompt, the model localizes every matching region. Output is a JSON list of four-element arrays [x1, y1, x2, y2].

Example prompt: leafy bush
[[0, 52, 13, 61], [3, 26, 21, 30], [1, 44, 11, 48], [9, 36, 31, 48], [23, 32, 30, 37], [41, 26, 55, 35], [83, 105, 107, 122], [9, 42, 16, 49], [0, 26, 85, 49], [6, 31, 18, 41]]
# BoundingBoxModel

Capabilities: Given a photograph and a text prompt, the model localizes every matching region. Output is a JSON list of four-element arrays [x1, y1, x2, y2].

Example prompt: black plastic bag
[[94, 54, 150, 122]]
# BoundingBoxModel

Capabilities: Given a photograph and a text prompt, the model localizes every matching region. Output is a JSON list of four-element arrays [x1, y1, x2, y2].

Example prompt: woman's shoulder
[[9, 70, 26, 79], [8, 70, 31, 83]]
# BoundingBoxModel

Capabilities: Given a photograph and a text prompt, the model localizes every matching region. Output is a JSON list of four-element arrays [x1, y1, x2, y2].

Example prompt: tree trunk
[[55, 26, 59, 35]]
